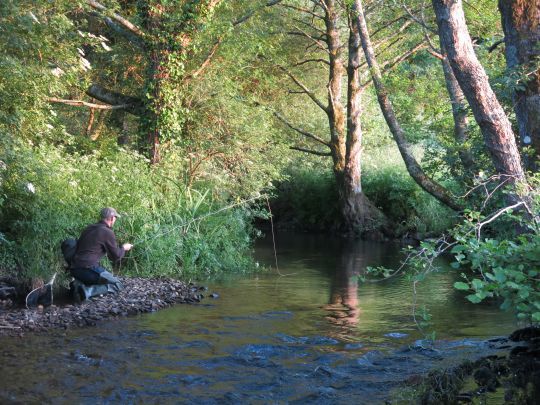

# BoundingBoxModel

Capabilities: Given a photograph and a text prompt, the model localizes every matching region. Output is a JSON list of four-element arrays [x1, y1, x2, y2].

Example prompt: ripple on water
[[384, 332, 409, 339], [275, 333, 339, 346]]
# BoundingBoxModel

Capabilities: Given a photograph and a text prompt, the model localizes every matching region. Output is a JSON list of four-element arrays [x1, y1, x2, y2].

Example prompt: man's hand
[[123, 243, 133, 251]]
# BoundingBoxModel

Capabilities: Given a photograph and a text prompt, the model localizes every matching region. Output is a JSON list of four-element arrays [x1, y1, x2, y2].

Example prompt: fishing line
[[265, 195, 282, 276], [130, 194, 263, 248], [120, 194, 291, 278]]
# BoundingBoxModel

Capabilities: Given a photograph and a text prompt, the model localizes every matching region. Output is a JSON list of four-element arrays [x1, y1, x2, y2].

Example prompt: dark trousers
[[70, 266, 120, 285], [70, 266, 123, 300]]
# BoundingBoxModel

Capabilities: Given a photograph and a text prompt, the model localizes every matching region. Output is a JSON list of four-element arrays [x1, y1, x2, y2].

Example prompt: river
[[0, 233, 516, 403]]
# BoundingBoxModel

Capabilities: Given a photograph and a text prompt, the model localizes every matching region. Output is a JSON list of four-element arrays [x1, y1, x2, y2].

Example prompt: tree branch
[[488, 38, 505, 53], [86, 84, 143, 116], [280, 3, 324, 20], [273, 111, 330, 146], [277, 65, 328, 113], [290, 146, 332, 156], [287, 30, 328, 52], [101, 16, 147, 49], [185, 0, 283, 81], [381, 40, 427, 71], [360, 41, 427, 90], [293, 58, 330, 66], [86, 0, 145, 38]]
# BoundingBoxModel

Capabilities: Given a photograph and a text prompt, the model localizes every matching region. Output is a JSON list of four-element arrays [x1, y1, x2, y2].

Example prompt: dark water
[[0, 234, 516, 403]]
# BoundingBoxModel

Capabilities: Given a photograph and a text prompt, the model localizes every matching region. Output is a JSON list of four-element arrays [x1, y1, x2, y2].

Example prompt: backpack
[[61, 238, 77, 267]]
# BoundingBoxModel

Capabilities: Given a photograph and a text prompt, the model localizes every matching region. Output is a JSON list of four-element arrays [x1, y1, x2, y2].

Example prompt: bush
[[451, 212, 540, 324], [0, 137, 256, 281], [363, 145, 457, 236], [270, 164, 340, 231], [270, 146, 458, 235]]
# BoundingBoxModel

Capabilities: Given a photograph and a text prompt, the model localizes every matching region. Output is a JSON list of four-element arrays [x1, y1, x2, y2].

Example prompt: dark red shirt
[[71, 221, 125, 269]]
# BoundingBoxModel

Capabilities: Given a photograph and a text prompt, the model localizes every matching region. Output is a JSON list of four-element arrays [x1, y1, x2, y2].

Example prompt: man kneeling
[[70, 207, 133, 302]]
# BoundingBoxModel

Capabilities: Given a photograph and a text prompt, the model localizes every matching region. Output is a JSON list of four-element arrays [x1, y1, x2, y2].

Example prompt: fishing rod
[[128, 194, 264, 248]]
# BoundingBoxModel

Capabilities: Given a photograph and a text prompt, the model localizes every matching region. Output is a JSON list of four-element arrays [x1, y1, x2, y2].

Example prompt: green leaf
[[466, 294, 482, 304], [471, 278, 484, 290], [506, 281, 520, 289], [493, 268, 507, 283], [501, 298, 512, 311], [518, 289, 530, 299], [451, 245, 467, 253], [454, 282, 470, 290]]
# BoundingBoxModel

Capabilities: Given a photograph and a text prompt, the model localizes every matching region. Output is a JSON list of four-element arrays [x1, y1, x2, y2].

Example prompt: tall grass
[[0, 138, 255, 282]]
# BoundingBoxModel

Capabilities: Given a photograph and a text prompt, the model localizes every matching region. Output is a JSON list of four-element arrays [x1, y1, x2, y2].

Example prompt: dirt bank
[[0, 277, 209, 337]]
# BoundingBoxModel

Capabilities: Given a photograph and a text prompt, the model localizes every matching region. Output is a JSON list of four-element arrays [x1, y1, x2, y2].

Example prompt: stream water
[[0, 234, 517, 403]]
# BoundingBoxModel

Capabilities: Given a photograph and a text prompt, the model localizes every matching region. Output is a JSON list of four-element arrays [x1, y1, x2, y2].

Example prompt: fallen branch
[[86, 0, 145, 38], [48, 98, 132, 110]]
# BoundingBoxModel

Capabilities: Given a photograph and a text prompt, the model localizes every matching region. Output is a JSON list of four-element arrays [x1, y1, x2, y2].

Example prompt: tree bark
[[323, 0, 347, 174], [432, 0, 525, 185], [342, 9, 385, 231], [352, 0, 462, 211], [439, 43, 476, 175], [498, 0, 540, 166]]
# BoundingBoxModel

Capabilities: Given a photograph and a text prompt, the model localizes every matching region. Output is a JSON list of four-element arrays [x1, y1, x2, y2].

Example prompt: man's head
[[100, 207, 120, 227]]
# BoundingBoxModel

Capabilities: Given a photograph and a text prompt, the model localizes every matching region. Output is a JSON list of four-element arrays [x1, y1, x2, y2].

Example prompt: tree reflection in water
[[323, 240, 366, 340]]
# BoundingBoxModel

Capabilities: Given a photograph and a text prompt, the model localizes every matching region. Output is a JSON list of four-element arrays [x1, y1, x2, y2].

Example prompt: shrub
[[270, 164, 340, 231], [0, 137, 256, 282], [363, 146, 457, 236]]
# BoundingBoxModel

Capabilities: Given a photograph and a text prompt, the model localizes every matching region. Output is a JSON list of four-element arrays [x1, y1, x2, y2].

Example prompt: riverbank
[[401, 327, 540, 404], [0, 277, 208, 337]]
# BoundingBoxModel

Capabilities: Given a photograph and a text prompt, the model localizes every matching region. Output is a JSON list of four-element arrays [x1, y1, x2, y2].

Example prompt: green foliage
[[270, 146, 458, 235], [270, 163, 340, 231], [0, 137, 256, 281], [450, 221, 540, 324], [363, 146, 458, 236], [0, 0, 85, 140]]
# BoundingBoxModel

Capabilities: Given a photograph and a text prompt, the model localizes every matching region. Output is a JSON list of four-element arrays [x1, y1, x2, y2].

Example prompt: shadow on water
[[0, 233, 517, 403]]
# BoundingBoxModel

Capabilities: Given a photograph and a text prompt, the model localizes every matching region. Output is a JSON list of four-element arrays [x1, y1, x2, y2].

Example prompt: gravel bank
[[0, 277, 206, 336]]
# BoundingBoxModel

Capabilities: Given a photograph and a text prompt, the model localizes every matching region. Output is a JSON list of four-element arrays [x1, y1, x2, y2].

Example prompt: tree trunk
[[352, 0, 462, 211], [432, 0, 525, 186], [499, 0, 540, 167], [323, 0, 347, 174], [342, 8, 386, 232], [110, 109, 130, 145], [138, 0, 224, 164], [439, 43, 476, 175]]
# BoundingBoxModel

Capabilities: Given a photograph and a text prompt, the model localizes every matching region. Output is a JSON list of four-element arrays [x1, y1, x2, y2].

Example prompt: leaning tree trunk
[[499, 0, 540, 167], [352, 0, 462, 211], [432, 0, 525, 188]]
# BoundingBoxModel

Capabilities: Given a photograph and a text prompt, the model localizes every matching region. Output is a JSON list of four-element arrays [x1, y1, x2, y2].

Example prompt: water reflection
[[323, 241, 365, 339]]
